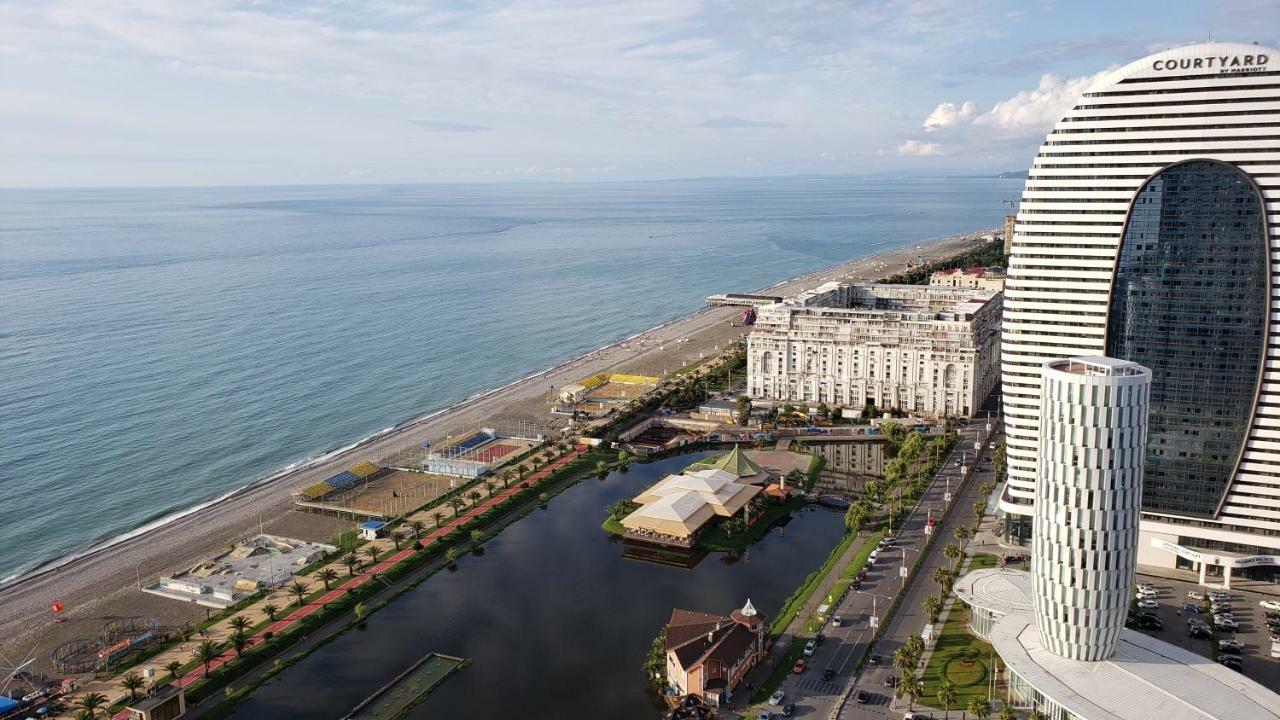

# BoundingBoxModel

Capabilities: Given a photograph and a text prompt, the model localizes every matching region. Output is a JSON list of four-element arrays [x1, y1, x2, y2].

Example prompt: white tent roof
[[621, 491, 717, 538]]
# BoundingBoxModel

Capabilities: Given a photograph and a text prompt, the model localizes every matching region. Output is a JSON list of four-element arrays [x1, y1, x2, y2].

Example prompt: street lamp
[[852, 590, 894, 631], [899, 546, 921, 589]]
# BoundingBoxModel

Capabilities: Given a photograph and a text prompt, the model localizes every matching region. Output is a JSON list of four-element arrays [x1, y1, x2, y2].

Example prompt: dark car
[[822, 668, 835, 681], [883, 675, 899, 688], [1218, 656, 1243, 672], [868, 654, 881, 665], [814, 633, 825, 646], [781, 702, 795, 717], [1182, 603, 1202, 614], [855, 690, 869, 704], [1189, 626, 1212, 640], [1139, 616, 1164, 631]]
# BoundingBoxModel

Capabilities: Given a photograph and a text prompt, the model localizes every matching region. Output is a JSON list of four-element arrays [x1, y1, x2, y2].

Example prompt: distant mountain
[[996, 170, 1028, 179]]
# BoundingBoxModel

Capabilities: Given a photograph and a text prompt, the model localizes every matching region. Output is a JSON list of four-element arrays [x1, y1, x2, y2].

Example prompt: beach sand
[[0, 229, 992, 668]]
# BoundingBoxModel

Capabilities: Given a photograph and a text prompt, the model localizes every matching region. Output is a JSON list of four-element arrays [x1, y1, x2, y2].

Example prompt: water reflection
[[227, 451, 844, 720], [809, 440, 888, 497]]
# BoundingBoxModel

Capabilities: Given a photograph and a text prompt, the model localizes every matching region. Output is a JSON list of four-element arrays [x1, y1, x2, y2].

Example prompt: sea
[[0, 176, 1019, 582]]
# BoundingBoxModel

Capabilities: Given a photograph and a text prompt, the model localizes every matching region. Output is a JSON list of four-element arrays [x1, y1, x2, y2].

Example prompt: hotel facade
[[747, 282, 1001, 417], [1000, 42, 1280, 583]]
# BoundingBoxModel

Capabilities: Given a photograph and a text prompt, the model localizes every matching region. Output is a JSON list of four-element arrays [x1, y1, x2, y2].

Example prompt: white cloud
[[974, 70, 1112, 137], [897, 140, 945, 157], [922, 101, 977, 132]]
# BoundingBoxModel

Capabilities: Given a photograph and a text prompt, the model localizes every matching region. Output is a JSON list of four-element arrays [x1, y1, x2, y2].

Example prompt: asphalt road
[[760, 407, 1000, 720]]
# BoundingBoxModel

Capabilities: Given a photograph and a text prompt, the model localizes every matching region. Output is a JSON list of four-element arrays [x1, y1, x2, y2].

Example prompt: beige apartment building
[[929, 266, 1005, 292], [746, 282, 1001, 417]]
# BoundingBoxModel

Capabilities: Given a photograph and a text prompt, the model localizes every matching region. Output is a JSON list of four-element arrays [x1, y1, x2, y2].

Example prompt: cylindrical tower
[[1032, 357, 1150, 661]]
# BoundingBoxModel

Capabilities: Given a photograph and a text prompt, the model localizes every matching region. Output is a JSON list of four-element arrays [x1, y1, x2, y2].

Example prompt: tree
[[470, 529, 485, 545], [364, 545, 380, 565], [74, 710, 97, 720], [76, 693, 108, 720], [972, 501, 987, 525], [900, 673, 924, 711], [944, 543, 962, 571], [230, 630, 250, 657], [315, 567, 338, 590], [922, 595, 942, 624], [893, 646, 917, 675], [229, 615, 252, 634], [954, 526, 971, 553], [903, 634, 924, 660], [998, 705, 1018, 720], [390, 531, 404, 551], [595, 460, 609, 476], [434, 510, 446, 528], [120, 672, 145, 700], [735, 395, 752, 425], [937, 681, 958, 719], [966, 697, 992, 720], [165, 659, 184, 681], [466, 489, 482, 506], [501, 470, 514, 488], [355, 601, 368, 621], [845, 505, 867, 533], [262, 602, 280, 621], [448, 496, 465, 516], [195, 639, 225, 678], [409, 520, 425, 539], [933, 566, 954, 593], [446, 547, 460, 566], [289, 580, 310, 607], [617, 449, 629, 464], [343, 553, 359, 577]]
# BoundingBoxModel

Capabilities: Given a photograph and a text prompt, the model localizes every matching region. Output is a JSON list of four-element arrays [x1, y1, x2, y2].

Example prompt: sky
[[1, 0, 1278, 187]]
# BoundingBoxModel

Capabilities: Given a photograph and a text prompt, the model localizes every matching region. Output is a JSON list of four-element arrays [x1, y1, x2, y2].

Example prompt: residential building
[[664, 600, 767, 707], [1000, 43, 1280, 577], [955, 357, 1280, 719], [747, 282, 1001, 417], [929, 266, 1005, 292]]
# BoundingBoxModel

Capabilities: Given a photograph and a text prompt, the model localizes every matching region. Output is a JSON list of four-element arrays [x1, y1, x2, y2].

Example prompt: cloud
[[922, 101, 977, 132], [896, 140, 945, 157], [974, 70, 1112, 137], [699, 117, 787, 129], [411, 120, 493, 133]]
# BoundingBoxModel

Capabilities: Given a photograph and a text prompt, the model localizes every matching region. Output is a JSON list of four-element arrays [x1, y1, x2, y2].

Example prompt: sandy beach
[[0, 228, 992, 666]]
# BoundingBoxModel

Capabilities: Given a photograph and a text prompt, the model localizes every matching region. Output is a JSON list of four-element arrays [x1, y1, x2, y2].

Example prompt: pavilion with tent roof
[[684, 446, 771, 485]]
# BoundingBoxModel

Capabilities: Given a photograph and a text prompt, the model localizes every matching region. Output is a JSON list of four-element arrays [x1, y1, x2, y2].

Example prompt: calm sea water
[[0, 177, 1017, 581]]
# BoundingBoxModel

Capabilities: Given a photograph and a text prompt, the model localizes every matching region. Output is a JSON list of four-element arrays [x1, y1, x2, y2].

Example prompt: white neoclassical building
[[1000, 43, 1280, 583], [746, 282, 1001, 417]]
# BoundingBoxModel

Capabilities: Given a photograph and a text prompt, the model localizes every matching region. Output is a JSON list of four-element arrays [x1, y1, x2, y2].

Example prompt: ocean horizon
[[0, 176, 1018, 581]]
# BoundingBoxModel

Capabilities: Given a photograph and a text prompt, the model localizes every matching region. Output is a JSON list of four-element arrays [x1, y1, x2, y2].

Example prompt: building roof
[[686, 447, 765, 478], [359, 520, 386, 530], [665, 607, 759, 674], [953, 567, 1034, 618], [128, 684, 182, 712], [667, 609, 727, 648], [624, 468, 762, 538], [698, 398, 739, 412], [990, 613, 1280, 720]]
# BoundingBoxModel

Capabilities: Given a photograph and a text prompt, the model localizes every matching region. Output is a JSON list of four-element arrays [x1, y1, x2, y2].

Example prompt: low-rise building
[[665, 600, 767, 707], [620, 468, 761, 547], [929, 266, 1005, 292], [747, 282, 1001, 417]]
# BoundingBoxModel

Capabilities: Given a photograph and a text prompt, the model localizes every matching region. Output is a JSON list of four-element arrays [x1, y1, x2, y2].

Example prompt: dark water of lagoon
[[227, 451, 845, 719]]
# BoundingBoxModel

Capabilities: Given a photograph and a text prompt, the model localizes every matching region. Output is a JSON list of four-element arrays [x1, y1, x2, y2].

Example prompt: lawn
[[697, 496, 806, 552], [919, 603, 999, 710], [967, 553, 998, 571]]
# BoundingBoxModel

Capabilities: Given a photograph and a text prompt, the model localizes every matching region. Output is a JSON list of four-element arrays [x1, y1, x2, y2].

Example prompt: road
[[761, 404, 1000, 720]]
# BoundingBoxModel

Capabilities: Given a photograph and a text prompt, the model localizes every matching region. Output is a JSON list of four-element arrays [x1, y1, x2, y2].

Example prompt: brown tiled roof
[[671, 623, 736, 668], [707, 624, 757, 668]]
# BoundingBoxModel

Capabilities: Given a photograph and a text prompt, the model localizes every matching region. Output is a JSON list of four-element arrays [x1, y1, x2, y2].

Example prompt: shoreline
[[0, 227, 994, 653]]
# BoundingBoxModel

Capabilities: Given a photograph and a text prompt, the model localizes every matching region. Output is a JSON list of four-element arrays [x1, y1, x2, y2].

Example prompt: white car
[[1136, 599, 1158, 609], [803, 639, 817, 657], [769, 690, 785, 706], [1260, 599, 1280, 612], [868, 552, 878, 565], [1219, 639, 1245, 652], [1136, 588, 1158, 598], [1187, 590, 1204, 601]]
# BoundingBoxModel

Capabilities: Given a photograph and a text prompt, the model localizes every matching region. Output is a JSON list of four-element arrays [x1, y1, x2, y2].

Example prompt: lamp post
[[852, 590, 894, 631], [899, 546, 920, 589]]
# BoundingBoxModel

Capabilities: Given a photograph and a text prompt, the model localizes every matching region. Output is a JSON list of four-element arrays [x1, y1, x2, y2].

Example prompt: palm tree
[[164, 659, 184, 681], [501, 470, 514, 488], [315, 567, 338, 590], [922, 594, 943, 623], [937, 681, 958, 719], [954, 526, 971, 553], [195, 639, 225, 678], [120, 672, 145, 700], [76, 693, 107, 719], [409, 520, 425, 539], [893, 646, 916, 675], [944, 543, 962, 571], [262, 602, 280, 621], [343, 553, 359, 576], [289, 580, 310, 607], [903, 634, 924, 660], [900, 673, 924, 711], [484, 479, 498, 497], [433, 510, 446, 528], [933, 565, 953, 589], [966, 697, 992, 720], [466, 489, 482, 506], [448, 496, 465, 517], [228, 615, 252, 634], [390, 531, 404, 551], [230, 630, 250, 657], [998, 705, 1017, 720], [364, 545, 380, 565], [74, 710, 97, 720]]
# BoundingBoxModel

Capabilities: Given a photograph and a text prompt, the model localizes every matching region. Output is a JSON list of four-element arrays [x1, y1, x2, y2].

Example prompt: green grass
[[769, 530, 860, 636], [697, 497, 805, 552], [840, 530, 886, 580], [601, 516, 625, 535], [919, 604, 996, 707], [967, 553, 998, 571], [750, 639, 807, 704]]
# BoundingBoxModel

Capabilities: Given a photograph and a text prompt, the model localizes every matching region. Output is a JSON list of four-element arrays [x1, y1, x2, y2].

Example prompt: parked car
[[769, 690, 786, 706], [1189, 626, 1212, 640], [758, 712, 772, 720], [1219, 639, 1245, 653], [869, 654, 882, 665], [1136, 586, 1158, 598], [880, 536, 897, 547], [822, 668, 835, 681], [1183, 603, 1202, 614], [832, 616, 845, 627], [1139, 616, 1164, 631], [1137, 599, 1158, 609], [1218, 655, 1243, 671], [868, 551, 879, 565], [856, 690, 869, 704], [1187, 590, 1204, 601], [1217, 619, 1239, 632], [1260, 599, 1280, 612], [883, 675, 899, 687], [803, 639, 817, 656], [793, 658, 807, 674], [782, 702, 795, 717]]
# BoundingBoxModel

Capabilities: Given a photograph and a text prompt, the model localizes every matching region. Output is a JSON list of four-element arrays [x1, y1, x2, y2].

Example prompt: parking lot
[[1130, 574, 1280, 690]]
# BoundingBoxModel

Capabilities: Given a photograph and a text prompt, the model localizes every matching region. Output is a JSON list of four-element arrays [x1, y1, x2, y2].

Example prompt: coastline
[[0, 227, 993, 655]]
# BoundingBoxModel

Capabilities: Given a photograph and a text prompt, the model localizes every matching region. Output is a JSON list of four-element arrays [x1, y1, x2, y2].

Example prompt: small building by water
[[664, 599, 766, 707]]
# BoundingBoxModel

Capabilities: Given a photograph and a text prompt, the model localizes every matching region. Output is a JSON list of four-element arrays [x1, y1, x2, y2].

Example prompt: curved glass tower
[[1106, 161, 1269, 516]]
